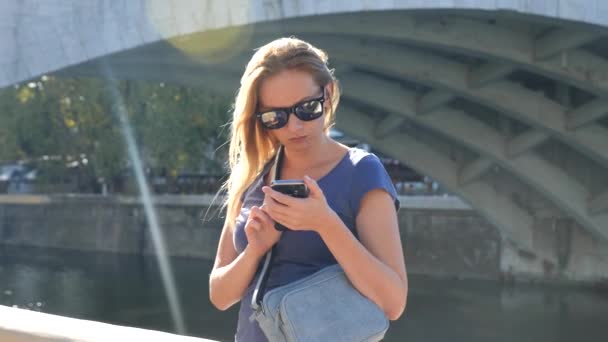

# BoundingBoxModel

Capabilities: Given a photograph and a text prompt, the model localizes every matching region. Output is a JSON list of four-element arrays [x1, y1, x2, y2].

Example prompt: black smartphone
[[270, 180, 309, 231]]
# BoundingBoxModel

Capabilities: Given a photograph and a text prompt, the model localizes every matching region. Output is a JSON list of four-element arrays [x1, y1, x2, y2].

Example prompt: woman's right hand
[[244, 205, 282, 258]]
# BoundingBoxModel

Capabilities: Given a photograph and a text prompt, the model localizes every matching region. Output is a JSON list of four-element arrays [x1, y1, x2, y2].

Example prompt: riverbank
[[1, 194, 607, 286]]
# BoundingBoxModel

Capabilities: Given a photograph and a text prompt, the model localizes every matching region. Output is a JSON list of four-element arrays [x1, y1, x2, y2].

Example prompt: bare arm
[[318, 189, 408, 320], [209, 204, 281, 311]]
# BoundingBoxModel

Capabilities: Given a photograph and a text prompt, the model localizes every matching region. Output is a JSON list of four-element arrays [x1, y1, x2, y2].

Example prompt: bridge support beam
[[459, 158, 494, 185], [340, 71, 608, 242], [337, 104, 548, 258]]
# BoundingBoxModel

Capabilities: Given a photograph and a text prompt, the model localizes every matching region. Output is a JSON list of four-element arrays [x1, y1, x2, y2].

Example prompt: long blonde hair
[[221, 37, 341, 231]]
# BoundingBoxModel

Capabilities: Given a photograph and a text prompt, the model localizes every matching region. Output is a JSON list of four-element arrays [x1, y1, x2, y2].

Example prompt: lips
[[289, 135, 307, 142]]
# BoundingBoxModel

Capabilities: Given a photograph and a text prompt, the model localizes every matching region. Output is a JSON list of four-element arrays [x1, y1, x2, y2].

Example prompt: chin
[[287, 141, 309, 150], [283, 132, 324, 150]]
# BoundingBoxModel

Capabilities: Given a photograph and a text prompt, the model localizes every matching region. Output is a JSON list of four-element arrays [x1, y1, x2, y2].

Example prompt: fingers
[[245, 215, 261, 233], [268, 211, 291, 228], [250, 206, 274, 226], [261, 186, 297, 206], [261, 195, 291, 221], [303, 175, 324, 198]]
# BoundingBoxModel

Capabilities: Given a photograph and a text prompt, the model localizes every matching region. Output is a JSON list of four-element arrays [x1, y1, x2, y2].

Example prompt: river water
[[1, 247, 607, 341]]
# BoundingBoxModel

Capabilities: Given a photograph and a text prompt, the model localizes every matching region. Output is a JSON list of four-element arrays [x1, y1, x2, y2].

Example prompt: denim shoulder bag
[[249, 145, 389, 342]]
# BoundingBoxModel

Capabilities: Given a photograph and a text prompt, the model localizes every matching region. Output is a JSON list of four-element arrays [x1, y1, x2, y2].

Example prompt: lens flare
[[100, 62, 186, 334], [145, 0, 254, 65]]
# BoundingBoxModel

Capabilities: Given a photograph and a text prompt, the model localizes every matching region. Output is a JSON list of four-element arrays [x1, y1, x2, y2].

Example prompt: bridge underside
[[55, 9, 608, 261]]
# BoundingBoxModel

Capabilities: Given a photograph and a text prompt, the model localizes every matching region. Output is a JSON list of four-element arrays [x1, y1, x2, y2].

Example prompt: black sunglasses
[[256, 87, 325, 129]]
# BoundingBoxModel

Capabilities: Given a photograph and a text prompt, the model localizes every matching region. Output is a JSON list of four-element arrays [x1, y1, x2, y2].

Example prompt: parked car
[[0, 163, 37, 194]]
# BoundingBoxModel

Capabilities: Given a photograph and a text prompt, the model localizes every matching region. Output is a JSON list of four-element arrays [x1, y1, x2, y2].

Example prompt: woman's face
[[257, 69, 328, 151]]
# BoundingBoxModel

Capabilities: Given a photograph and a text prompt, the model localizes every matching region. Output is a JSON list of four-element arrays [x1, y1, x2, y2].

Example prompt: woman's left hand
[[261, 175, 335, 232]]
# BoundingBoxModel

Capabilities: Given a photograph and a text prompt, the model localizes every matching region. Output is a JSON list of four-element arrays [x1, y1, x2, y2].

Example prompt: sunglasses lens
[[294, 100, 323, 121], [258, 95, 324, 129], [260, 110, 288, 129]]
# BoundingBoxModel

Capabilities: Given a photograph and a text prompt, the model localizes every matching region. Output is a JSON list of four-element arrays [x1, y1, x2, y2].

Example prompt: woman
[[209, 37, 408, 341]]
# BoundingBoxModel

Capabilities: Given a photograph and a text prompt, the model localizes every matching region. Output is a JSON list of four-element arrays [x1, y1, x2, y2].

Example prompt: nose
[[286, 111, 304, 131]]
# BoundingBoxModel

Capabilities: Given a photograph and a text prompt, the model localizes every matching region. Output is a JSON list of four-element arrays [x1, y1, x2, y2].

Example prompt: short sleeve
[[239, 159, 274, 202], [349, 154, 400, 216]]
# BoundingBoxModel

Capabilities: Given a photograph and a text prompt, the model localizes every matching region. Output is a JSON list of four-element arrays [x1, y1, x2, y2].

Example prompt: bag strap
[[251, 145, 283, 312]]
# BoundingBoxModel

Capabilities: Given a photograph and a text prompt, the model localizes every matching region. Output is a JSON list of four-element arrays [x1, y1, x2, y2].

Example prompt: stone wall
[[1, 194, 607, 286], [0, 195, 224, 260]]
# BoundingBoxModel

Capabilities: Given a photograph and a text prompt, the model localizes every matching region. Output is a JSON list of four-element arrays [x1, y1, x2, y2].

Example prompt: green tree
[[0, 76, 231, 194], [126, 80, 231, 179]]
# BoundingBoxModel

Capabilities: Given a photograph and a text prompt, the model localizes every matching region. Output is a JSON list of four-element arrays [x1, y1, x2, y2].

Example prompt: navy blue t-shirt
[[232, 147, 399, 341]]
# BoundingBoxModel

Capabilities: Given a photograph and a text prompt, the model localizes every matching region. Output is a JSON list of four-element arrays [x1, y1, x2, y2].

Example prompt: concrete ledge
[[0, 305, 215, 342], [0, 193, 468, 209], [0, 195, 51, 205], [0, 194, 219, 207], [398, 195, 471, 210]]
